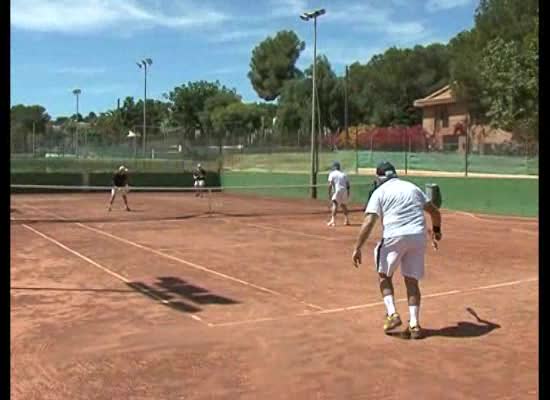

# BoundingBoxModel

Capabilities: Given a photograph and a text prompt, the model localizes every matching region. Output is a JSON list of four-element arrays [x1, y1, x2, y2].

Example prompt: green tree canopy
[[165, 80, 240, 138], [347, 44, 450, 126], [248, 30, 305, 101], [11, 104, 51, 131], [450, 0, 538, 139]]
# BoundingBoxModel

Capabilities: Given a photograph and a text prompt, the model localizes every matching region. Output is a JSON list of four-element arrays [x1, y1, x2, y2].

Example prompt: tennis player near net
[[327, 161, 350, 227], [352, 161, 442, 339], [108, 165, 131, 212], [193, 163, 206, 197]]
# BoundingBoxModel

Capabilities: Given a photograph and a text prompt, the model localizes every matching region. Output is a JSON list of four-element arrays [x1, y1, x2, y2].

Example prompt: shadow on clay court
[[127, 276, 239, 314], [387, 308, 501, 340]]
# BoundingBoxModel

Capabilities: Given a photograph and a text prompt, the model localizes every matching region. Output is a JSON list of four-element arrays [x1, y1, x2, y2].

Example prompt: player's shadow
[[155, 276, 239, 306], [126, 276, 238, 314], [388, 308, 500, 340]]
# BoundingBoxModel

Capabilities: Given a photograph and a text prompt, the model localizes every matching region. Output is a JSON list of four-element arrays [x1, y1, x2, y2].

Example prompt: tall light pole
[[301, 8, 325, 199], [137, 58, 153, 157], [72, 88, 81, 156], [344, 66, 356, 173]]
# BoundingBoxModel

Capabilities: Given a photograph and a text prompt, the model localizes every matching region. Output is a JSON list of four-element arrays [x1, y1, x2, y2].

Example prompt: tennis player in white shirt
[[352, 161, 442, 339], [327, 161, 351, 227]]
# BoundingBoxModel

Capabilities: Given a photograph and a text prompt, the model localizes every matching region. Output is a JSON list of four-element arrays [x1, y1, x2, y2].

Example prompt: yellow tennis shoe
[[384, 313, 402, 332]]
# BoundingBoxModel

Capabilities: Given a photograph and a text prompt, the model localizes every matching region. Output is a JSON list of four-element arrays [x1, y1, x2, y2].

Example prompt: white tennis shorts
[[331, 188, 348, 205], [194, 180, 205, 188], [373, 233, 426, 280], [111, 185, 129, 196]]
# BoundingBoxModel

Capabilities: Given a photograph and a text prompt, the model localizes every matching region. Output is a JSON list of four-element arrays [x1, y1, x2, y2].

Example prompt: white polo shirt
[[328, 170, 349, 192], [365, 178, 429, 239]]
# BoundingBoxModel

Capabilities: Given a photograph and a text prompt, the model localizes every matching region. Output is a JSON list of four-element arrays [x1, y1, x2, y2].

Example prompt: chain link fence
[[11, 122, 221, 173], [223, 124, 538, 176], [11, 122, 538, 176]]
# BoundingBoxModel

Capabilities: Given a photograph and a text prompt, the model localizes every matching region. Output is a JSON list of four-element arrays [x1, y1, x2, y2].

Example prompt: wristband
[[433, 226, 441, 234]]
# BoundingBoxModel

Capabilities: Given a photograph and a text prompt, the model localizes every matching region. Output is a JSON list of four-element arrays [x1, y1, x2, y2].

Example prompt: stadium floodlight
[[300, 8, 325, 21], [136, 58, 153, 157], [72, 88, 82, 156], [300, 8, 326, 199], [72, 88, 81, 116]]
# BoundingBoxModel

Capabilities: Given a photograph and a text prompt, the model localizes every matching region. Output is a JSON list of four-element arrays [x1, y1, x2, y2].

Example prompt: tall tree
[[10, 104, 51, 153], [304, 55, 343, 132], [275, 78, 311, 145], [84, 112, 98, 122], [248, 30, 305, 101], [200, 91, 242, 144], [347, 44, 450, 126], [165, 80, 240, 141], [450, 0, 538, 138], [479, 34, 538, 141]]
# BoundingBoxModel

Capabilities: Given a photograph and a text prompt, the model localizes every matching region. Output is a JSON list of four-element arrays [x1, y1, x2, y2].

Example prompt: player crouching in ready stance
[[352, 161, 442, 339], [108, 165, 131, 212], [193, 163, 207, 197], [327, 161, 350, 227]]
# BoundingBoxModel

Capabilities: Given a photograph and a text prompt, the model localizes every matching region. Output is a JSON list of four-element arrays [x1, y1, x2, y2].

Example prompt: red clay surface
[[11, 192, 539, 399]]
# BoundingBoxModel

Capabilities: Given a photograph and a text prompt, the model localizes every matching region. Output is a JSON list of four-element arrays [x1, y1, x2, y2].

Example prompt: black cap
[[376, 161, 397, 177]]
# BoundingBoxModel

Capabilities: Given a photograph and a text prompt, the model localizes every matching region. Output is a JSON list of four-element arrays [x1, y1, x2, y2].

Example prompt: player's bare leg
[[341, 204, 350, 225], [327, 201, 337, 226], [379, 273, 402, 332], [122, 194, 131, 211], [404, 276, 422, 339], [108, 190, 116, 212]]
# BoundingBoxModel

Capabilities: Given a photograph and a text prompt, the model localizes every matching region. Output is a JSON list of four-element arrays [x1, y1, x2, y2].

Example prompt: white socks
[[409, 305, 419, 327], [383, 295, 420, 326], [383, 295, 396, 316]]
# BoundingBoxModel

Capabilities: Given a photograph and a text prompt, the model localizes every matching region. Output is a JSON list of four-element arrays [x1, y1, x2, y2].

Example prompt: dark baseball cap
[[376, 161, 397, 177]]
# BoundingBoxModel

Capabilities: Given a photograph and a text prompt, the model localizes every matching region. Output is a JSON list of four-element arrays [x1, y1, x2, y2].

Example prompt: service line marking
[[76, 223, 324, 311], [17, 204, 325, 311], [449, 210, 538, 224], [211, 276, 538, 327], [21, 224, 208, 325], [222, 219, 349, 241]]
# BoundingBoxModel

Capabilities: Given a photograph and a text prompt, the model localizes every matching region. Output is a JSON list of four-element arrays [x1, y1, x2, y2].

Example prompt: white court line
[[512, 228, 538, 236], [211, 276, 538, 327], [75, 223, 324, 311], [17, 204, 324, 310], [474, 278, 538, 290], [450, 210, 538, 224], [223, 219, 347, 241], [21, 224, 208, 326]]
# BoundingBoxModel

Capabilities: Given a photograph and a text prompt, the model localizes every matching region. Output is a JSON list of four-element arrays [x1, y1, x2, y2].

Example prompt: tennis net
[[11, 183, 371, 225]]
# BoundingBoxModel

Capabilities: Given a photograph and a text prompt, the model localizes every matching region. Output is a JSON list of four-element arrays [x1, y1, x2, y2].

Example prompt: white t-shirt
[[328, 170, 349, 192], [365, 178, 429, 239]]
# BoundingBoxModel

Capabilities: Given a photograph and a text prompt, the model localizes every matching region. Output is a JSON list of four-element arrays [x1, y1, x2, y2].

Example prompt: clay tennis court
[[11, 190, 538, 399]]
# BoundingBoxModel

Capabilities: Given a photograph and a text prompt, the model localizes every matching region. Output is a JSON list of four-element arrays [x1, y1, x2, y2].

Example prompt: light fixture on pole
[[300, 8, 325, 199], [72, 88, 81, 156], [137, 58, 153, 157]]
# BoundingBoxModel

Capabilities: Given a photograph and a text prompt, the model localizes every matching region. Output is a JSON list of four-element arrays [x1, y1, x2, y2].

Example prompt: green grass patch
[[222, 171, 538, 218], [225, 150, 538, 176], [12, 150, 538, 177], [360, 151, 538, 175]]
